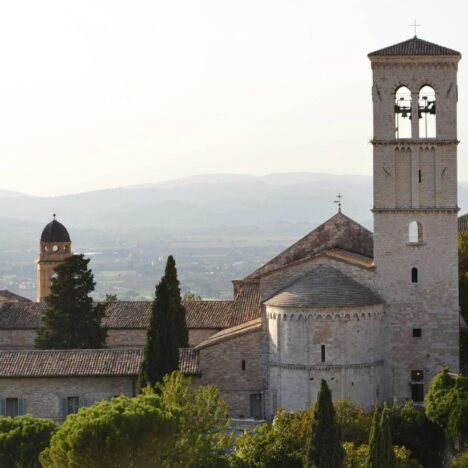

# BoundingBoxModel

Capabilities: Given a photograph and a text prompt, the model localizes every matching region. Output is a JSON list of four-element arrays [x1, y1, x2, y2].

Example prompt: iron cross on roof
[[334, 193, 343, 212], [410, 19, 421, 37]]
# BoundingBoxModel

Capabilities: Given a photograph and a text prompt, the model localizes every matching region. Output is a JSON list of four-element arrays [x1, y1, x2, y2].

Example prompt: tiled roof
[[368, 37, 460, 57], [230, 281, 261, 326], [265, 264, 382, 308], [0, 348, 142, 377], [246, 212, 373, 279], [194, 318, 261, 350], [459, 214, 468, 233], [179, 348, 200, 375], [0, 289, 261, 330], [0, 290, 31, 303], [0, 302, 46, 328]]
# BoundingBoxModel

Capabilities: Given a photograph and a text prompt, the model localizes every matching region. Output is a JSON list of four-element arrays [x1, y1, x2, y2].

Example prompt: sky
[[1, 0, 468, 196]]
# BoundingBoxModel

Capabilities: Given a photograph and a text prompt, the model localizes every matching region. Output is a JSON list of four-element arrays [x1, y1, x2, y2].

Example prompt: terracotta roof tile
[[246, 212, 373, 279], [0, 348, 142, 377], [194, 318, 261, 350], [265, 264, 382, 308], [179, 348, 200, 375], [368, 37, 460, 57]]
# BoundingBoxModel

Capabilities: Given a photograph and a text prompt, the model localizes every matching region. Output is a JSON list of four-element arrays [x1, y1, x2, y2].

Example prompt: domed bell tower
[[36, 215, 72, 302], [368, 37, 461, 402]]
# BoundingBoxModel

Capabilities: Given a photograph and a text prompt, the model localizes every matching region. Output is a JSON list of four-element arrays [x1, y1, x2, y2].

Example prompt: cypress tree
[[367, 408, 381, 468], [304, 379, 344, 468], [138, 278, 179, 389], [164, 256, 189, 348], [366, 405, 396, 468], [35, 254, 106, 349]]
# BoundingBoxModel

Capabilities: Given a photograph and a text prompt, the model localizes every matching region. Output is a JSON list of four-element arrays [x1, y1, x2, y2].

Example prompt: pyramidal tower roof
[[246, 211, 373, 279], [368, 36, 460, 58]]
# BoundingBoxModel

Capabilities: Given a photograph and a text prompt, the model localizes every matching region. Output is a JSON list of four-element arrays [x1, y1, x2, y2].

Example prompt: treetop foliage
[[41, 372, 231, 468], [0, 415, 56, 468], [304, 379, 344, 468], [35, 254, 106, 349]]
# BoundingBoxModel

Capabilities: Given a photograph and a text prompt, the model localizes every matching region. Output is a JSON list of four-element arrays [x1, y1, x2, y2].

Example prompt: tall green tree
[[35, 254, 106, 349], [304, 379, 343, 468], [165, 256, 189, 348], [138, 279, 179, 389], [366, 405, 396, 468], [138, 256, 188, 389]]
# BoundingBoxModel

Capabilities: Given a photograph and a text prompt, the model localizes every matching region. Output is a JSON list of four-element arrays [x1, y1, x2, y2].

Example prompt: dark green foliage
[[40, 392, 176, 468], [366, 405, 396, 468], [34, 254, 106, 349], [388, 401, 444, 468], [0, 415, 56, 468], [138, 279, 179, 389], [165, 256, 189, 349], [231, 408, 313, 468], [459, 233, 468, 370], [452, 451, 468, 468], [335, 399, 372, 446], [305, 379, 343, 468], [157, 372, 231, 467], [425, 368, 468, 450], [41, 372, 231, 468], [138, 256, 188, 389]]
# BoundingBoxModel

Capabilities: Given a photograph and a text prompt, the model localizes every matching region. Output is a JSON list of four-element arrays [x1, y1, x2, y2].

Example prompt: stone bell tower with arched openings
[[36, 215, 72, 302], [368, 37, 461, 402]]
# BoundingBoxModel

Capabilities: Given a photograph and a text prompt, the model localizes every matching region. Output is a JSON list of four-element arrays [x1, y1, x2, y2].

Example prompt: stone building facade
[[0, 36, 462, 422]]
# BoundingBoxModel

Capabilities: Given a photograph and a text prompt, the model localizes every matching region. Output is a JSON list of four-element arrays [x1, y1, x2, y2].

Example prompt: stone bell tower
[[368, 37, 461, 403], [36, 215, 72, 302]]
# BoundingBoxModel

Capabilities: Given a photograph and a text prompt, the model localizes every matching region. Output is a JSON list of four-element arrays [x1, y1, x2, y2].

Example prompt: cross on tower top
[[410, 19, 421, 38], [334, 193, 343, 212]]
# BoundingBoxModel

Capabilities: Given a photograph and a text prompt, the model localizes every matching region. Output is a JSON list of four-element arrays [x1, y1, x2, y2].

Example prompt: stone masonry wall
[[0, 376, 135, 421], [197, 329, 264, 418]]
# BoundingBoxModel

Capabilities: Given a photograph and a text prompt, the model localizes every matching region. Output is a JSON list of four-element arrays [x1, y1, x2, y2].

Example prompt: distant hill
[[1, 172, 468, 230]]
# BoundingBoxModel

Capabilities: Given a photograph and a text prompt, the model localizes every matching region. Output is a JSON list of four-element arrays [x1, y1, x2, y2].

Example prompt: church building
[[0, 36, 462, 421]]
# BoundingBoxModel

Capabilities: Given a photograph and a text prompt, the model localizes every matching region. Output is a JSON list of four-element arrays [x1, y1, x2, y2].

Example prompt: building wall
[[0, 376, 135, 421], [370, 55, 461, 403], [197, 329, 265, 418], [266, 304, 384, 417]]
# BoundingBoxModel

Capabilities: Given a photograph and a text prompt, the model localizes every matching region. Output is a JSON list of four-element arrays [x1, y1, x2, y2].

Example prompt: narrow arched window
[[409, 221, 423, 243], [419, 85, 436, 138], [395, 86, 412, 138], [321, 345, 326, 362], [411, 267, 418, 283]]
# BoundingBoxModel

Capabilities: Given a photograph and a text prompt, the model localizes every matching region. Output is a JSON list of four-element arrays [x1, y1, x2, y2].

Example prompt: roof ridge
[[369, 36, 461, 57]]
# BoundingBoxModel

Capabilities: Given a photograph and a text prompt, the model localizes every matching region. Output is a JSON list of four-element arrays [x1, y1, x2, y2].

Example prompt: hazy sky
[[1, 0, 468, 196]]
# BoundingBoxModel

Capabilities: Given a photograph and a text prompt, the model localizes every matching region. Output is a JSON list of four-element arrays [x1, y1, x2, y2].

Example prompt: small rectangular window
[[413, 328, 422, 337], [418, 170, 422, 183], [411, 268, 418, 283], [241, 360, 246, 371], [5, 398, 18, 417], [321, 345, 326, 363], [67, 397, 80, 415]]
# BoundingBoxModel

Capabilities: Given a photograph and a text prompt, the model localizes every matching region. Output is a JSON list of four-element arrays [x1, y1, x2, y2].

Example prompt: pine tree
[[304, 379, 344, 468], [164, 256, 189, 348], [366, 405, 396, 468], [138, 278, 179, 389], [34, 254, 106, 349]]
